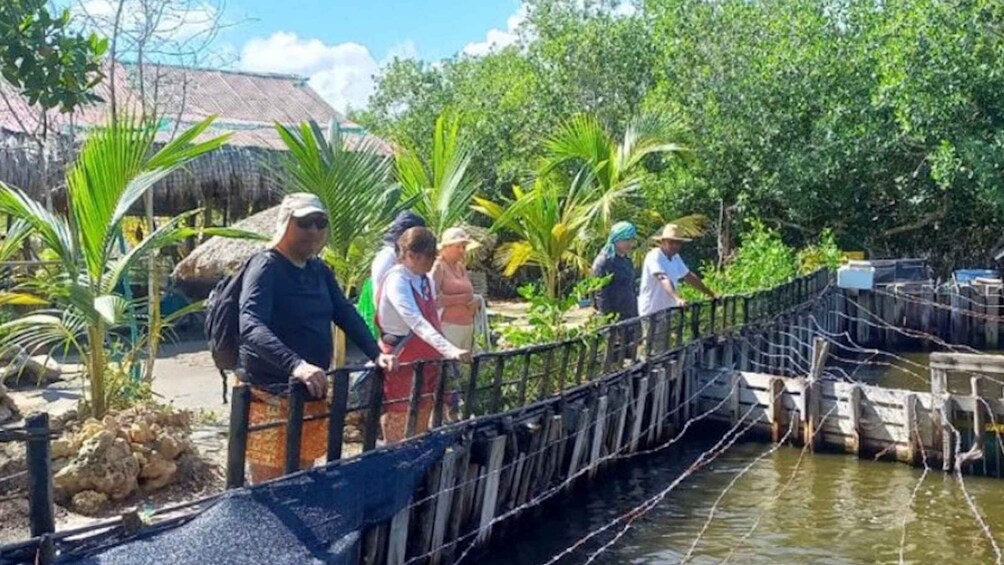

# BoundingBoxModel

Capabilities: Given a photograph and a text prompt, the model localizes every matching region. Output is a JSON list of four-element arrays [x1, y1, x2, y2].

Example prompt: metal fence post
[[25, 413, 54, 538], [226, 384, 252, 489]]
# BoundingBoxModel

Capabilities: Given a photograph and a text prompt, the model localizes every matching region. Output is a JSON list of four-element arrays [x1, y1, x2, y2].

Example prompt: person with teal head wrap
[[591, 221, 639, 321]]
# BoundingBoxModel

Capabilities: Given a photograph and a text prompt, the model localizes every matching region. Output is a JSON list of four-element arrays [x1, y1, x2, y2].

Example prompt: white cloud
[[238, 32, 419, 113], [462, 6, 528, 57]]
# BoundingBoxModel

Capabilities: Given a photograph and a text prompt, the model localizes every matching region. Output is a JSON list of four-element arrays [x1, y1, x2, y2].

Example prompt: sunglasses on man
[[295, 215, 329, 230]]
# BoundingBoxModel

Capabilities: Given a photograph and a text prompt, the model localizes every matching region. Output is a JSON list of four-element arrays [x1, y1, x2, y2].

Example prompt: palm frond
[[275, 120, 397, 291], [395, 113, 477, 233]]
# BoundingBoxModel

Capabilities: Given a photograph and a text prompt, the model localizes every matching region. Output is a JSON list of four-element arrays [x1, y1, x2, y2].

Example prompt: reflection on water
[[480, 440, 1004, 564]]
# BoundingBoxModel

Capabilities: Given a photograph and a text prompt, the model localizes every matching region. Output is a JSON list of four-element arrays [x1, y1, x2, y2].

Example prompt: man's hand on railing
[[292, 361, 327, 398], [376, 353, 398, 372], [454, 350, 473, 364]]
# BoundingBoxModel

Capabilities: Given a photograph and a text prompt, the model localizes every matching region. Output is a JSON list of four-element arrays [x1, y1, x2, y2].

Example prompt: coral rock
[[71, 490, 108, 516]]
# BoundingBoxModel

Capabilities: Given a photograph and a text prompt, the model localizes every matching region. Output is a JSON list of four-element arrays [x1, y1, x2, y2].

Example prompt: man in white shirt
[[638, 223, 717, 316]]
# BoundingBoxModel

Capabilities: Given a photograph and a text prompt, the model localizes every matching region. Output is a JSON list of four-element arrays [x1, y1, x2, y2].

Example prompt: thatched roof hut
[[172, 205, 277, 297], [0, 63, 391, 218], [174, 215, 499, 299]]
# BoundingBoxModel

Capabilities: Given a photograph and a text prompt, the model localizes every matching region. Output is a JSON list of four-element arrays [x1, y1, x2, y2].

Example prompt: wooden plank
[[849, 385, 861, 456], [921, 285, 934, 335], [854, 290, 868, 346], [729, 372, 741, 424], [987, 286, 1001, 350], [442, 442, 473, 564], [769, 377, 785, 443], [739, 338, 751, 372], [931, 368, 947, 470], [655, 366, 669, 441], [476, 436, 509, 545], [903, 393, 918, 465], [589, 395, 609, 476], [428, 450, 458, 565], [629, 377, 650, 452], [544, 415, 565, 486], [648, 368, 666, 445], [386, 503, 411, 565], [930, 352, 1004, 375], [566, 406, 591, 490], [972, 377, 986, 467], [951, 289, 964, 345], [612, 384, 631, 453]]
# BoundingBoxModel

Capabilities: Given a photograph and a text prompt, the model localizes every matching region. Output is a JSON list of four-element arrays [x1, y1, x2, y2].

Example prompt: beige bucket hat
[[651, 223, 693, 243]]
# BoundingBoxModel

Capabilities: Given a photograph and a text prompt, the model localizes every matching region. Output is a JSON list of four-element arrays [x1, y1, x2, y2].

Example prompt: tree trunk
[[88, 324, 107, 418], [144, 192, 160, 382]]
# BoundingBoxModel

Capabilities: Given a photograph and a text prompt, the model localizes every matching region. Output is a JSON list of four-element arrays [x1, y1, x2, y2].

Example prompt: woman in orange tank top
[[431, 227, 479, 351]]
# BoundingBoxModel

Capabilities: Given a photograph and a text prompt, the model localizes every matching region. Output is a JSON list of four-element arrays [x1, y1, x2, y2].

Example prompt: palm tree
[[395, 113, 477, 234], [473, 179, 590, 299], [0, 115, 248, 418], [542, 113, 700, 235], [273, 120, 399, 294]]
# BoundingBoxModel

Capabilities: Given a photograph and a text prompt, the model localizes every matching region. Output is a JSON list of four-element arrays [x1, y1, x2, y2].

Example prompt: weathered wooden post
[[930, 365, 951, 471], [848, 384, 861, 456], [805, 337, 830, 451]]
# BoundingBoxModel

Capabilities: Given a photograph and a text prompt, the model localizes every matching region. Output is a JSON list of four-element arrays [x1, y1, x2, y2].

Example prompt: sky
[[67, 0, 528, 113]]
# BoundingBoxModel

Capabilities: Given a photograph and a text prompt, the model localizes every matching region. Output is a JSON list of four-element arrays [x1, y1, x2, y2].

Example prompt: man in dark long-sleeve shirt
[[238, 192, 395, 483], [239, 251, 382, 389]]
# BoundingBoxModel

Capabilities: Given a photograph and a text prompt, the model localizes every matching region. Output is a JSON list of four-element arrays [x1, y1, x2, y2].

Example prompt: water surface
[[480, 440, 1004, 564]]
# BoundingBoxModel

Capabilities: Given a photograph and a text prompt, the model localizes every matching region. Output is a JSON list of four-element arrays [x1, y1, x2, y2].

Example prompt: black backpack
[[205, 252, 264, 403]]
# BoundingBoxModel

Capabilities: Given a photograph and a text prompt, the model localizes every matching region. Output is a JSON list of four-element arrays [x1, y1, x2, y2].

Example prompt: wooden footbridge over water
[[4, 268, 1004, 564]]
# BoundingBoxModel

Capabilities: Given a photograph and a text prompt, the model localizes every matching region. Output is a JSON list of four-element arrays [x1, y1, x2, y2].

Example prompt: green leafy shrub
[[500, 275, 613, 349]]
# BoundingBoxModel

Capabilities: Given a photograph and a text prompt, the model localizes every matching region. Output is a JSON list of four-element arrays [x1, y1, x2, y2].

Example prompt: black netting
[[57, 431, 457, 565]]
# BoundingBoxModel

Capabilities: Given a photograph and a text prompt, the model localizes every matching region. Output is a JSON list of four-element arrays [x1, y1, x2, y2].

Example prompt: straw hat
[[438, 227, 478, 250], [651, 223, 692, 242], [268, 193, 328, 247]]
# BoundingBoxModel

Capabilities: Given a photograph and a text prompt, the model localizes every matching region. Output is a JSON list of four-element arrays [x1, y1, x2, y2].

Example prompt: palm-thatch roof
[[0, 63, 391, 217], [173, 205, 277, 286]]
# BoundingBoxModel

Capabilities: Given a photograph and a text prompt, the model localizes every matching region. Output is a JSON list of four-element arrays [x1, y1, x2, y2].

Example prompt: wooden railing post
[[225, 384, 252, 488], [327, 370, 350, 462], [405, 363, 427, 438], [363, 369, 385, 451], [25, 413, 54, 538], [284, 379, 308, 474]]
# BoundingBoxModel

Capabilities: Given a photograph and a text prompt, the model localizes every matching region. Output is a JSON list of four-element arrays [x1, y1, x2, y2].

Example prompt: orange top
[[431, 259, 476, 325]]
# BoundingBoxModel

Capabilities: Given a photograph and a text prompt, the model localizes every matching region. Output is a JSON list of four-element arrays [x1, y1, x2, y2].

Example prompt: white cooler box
[[838, 261, 875, 290]]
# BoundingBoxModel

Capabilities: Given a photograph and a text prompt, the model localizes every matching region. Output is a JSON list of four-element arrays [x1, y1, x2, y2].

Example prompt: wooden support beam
[[930, 352, 1004, 375], [972, 376, 986, 468], [769, 377, 784, 443], [566, 406, 591, 491], [729, 371, 741, 425], [805, 338, 830, 451], [903, 393, 918, 466], [428, 450, 458, 565], [476, 436, 508, 545], [387, 503, 411, 565], [612, 384, 631, 453], [648, 367, 667, 445], [987, 285, 1001, 350], [930, 368, 947, 469], [849, 384, 861, 456], [629, 377, 649, 452], [589, 395, 609, 477]]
